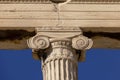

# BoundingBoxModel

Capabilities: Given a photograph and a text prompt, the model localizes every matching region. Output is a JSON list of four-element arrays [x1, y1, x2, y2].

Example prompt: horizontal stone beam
[[0, 27, 119, 49], [1, 12, 120, 20], [0, 4, 120, 27], [0, 4, 120, 11], [1, 19, 120, 27]]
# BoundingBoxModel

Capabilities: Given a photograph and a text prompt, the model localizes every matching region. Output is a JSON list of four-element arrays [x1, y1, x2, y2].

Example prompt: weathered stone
[[0, 0, 120, 80], [0, 27, 119, 49], [27, 26, 93, 80]]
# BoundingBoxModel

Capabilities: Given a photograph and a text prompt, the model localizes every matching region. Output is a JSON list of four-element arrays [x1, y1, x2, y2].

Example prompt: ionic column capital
[[27, 26, 93, 61], [27, 26, 93, 80]]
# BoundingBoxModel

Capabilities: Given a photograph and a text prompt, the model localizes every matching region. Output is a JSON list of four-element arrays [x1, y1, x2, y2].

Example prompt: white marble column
[[42, 40, 78, 80], [27, 27, 93, 80]]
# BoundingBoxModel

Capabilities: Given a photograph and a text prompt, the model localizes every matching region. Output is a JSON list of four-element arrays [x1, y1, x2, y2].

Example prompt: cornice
[[0, 0, 120, 4]]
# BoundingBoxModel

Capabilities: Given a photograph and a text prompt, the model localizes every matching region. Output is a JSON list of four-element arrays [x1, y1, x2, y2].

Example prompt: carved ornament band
[[0, 0, 120, 4]]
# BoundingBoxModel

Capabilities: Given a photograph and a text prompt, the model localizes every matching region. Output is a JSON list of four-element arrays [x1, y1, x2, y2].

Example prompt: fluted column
[[27, 26, 93, 80], [42, 40, 78, 80]]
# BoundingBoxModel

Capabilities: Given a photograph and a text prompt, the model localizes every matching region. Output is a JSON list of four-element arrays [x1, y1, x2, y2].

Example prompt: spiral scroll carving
[[72, 36, 93, 50], [27, 35, 50, 49]]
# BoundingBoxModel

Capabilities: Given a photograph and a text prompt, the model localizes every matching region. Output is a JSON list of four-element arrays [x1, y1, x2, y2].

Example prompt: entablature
[[0, 0, 119, 49]]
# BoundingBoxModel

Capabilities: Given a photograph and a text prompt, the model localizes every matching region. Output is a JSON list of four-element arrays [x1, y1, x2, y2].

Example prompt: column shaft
[[42, 41, 78, 80], [42, 59, 78, 80]]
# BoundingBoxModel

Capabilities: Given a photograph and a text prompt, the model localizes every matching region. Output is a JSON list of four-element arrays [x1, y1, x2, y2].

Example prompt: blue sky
[[0, 49, 120, 80]]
